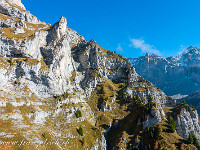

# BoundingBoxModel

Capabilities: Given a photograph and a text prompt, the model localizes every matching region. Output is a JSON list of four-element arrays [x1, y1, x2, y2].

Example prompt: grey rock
[[175, 108, 200, 142], [139, 104, 166, 129], [0, 0, 42, 24], [12, 26, 25, 34]]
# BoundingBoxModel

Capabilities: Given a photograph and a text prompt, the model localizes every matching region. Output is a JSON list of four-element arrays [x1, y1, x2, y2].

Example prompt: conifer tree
[[78, 126, 83, 136], [148, 94, 153, 104], [192, 133, 200, 149], [169, 116, 175, 133], [188, 132, 194, 144]]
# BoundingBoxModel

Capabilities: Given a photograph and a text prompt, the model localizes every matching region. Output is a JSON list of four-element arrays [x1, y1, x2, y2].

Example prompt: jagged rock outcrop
[[0, 0, 41, 24], [4, 0, 25, 10], [128, 46, 200, 96], [139, 104, 166, 129], [0, 15, 85, 97], [175, 108, 200, 142]]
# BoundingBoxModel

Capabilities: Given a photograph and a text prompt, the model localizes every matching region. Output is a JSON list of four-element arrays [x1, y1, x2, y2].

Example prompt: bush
[[78, 126, 83, 136], [75, 109, 82, 118]]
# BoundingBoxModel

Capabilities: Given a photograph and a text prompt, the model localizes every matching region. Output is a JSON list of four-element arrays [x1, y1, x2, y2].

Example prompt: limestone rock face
[[12, 26, 25, 34], [0, 15, 84, 98], [176, 108, 200, 141], [6, 0, 25, 10], [138, 104, 166, 129], [0, 0, 41, 24], [47, 16, 68, 46]]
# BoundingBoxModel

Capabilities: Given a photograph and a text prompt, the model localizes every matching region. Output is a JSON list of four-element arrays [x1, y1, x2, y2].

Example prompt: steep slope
[[128, 46, 200, 96], [0, 1, 199, 150]]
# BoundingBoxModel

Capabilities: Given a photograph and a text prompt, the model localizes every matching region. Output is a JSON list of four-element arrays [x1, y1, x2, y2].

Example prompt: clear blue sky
[[22, 0, 200, 58]]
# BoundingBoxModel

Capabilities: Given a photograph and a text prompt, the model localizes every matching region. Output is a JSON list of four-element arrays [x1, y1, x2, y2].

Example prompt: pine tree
[[188, 132, 194, 144], [148, 94, 153, 104], [141, 98, 144, 104], [147, 125, 149, 133], [183, 100, 186, 106], [75, 109, 82, 118], [152, 127, 155, 133], [78, 126, 83, 136], [136, 95, 140, 101], [150, 131, 154, 138], [148, 144, 151, 150], [171, 125, 175, 133], [169, 116, 175, 133], [183, 100, 189, 111], [148, 94, 153, 109], [63, 91, 69, 99], [192, 133, 200, 149]]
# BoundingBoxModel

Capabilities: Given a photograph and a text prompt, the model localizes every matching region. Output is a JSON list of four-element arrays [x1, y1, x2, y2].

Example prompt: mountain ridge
[[128, 46, 200, 96]]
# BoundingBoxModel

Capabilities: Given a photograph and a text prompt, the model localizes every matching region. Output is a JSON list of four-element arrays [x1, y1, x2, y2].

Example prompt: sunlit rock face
[[137, 103, 166, 129], [128, 47, 200, 96], [0, 0, 41, 24], [175, 108, 200, 142], [5, 0, 26, 10]]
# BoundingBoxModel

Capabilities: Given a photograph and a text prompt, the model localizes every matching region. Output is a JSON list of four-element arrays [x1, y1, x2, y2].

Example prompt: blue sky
[[22, 0, 200, 58]]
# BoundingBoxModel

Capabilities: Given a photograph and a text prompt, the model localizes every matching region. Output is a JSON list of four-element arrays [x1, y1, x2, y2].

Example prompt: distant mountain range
[[128, 46, 200, 96]]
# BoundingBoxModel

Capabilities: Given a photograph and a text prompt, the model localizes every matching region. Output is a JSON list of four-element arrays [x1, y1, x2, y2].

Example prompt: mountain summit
[[1, 0, 26, 10], [0, 1, 200, 150]]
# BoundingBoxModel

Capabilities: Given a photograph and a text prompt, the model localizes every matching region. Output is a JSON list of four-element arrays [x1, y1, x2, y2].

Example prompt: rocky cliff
[[128, 46, 200, 96], [0, 1, 199, 150]]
